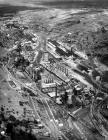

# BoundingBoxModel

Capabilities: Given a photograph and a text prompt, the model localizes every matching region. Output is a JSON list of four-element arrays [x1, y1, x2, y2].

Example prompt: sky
[[0, 0, 107, 7], [0, 0, 39, 7]]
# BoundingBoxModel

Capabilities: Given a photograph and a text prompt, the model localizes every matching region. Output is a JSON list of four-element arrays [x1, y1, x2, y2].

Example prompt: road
[[40, 59, 108, 138], [4, 63, 104, 140], [4, 64, 98, 140], [38, 98, 63, 139], [90, 96, 108, 138], [3, 65, 69, 140], [28, 96, 60, 139], [40, 99, 69, 140]]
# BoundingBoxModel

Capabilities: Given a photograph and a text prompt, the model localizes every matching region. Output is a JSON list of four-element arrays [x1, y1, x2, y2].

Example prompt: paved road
[[5, 64, 102, 140], [3, 65, 69, 140], [90, 97, 108, 138]]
